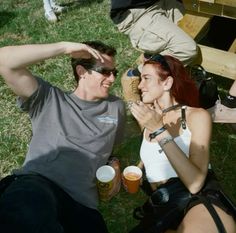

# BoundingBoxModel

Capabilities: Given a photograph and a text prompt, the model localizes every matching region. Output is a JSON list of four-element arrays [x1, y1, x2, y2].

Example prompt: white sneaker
[[45, 10, 57, 22], [207, 100, 236, 123], [52, 4, 65, 14]]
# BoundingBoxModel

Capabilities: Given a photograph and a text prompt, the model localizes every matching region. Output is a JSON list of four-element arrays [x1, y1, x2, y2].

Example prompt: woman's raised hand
[[130, 100, 164, 131]]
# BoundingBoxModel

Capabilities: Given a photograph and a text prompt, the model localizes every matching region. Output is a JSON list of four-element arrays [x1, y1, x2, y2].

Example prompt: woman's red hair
[[144, 55, 200, 107]]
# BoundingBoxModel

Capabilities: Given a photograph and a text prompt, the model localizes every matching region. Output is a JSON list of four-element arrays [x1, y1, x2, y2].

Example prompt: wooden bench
[[179, 0, 236, 80]]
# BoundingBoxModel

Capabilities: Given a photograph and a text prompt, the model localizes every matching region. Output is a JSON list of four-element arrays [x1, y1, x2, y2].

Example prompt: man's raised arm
[[0, 42, 103, 99]]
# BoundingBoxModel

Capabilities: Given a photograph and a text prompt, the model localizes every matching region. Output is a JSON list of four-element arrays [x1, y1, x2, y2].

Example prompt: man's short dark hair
[[71, 41, 116, 83]]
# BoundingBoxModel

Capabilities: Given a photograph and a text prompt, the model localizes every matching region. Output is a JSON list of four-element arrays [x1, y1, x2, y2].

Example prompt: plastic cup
[[123, 165, 142, 194], [96, 165, 115, 201]]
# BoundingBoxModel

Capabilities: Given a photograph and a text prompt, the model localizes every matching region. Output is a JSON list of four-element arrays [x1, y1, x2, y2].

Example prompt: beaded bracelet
[[149, 125, 166, 141], [158, 135, 173, 147]]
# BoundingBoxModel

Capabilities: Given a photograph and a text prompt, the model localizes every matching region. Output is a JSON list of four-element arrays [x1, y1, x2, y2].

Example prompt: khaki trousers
[[112, 0, 198, 65]]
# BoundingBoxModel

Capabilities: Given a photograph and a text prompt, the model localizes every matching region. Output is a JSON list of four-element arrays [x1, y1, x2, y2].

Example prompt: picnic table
[[179, 0, 236, 80]]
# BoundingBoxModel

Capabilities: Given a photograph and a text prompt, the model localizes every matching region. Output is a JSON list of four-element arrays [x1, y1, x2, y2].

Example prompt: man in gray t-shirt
[[0, 41, 125, 233]]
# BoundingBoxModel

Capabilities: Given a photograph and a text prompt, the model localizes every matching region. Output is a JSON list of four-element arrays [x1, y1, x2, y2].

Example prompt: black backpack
[[190, 65, 219, 109]]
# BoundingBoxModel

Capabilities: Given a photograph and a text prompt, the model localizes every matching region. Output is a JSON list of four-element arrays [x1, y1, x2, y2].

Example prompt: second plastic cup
[[123, 165, 142, 194]]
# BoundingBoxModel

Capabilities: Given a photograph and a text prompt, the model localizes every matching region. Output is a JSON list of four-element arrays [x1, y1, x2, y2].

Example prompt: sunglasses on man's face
[[90, 66, 118, 77]]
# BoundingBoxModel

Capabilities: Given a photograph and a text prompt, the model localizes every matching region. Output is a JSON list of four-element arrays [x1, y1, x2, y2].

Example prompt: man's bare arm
[[0, 42, 104, 98]]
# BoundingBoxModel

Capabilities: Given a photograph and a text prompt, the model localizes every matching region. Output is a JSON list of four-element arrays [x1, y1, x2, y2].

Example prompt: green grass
[[1, 1, 236, 232]]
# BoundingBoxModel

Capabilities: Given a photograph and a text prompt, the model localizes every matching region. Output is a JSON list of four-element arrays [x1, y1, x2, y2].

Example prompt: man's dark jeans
[[0, 174, 108, 233]]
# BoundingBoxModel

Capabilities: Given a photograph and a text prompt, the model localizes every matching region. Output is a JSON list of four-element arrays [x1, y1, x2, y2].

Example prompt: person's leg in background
[[222, 80, 236, 108], [43, 0, 64, 22], [208, 80, 236, 123], [124, 0, 197, 66], [43, 0, 57, 22], [49, 0, 64, 14]]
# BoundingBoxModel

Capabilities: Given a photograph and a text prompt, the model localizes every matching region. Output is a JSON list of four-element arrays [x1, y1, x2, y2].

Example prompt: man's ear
[[163, 76, 174, 91], [76, 65, 87, 78]]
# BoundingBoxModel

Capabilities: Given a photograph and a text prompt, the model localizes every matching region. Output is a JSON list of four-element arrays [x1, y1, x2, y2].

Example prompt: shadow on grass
[[0, 11, 16, 28]]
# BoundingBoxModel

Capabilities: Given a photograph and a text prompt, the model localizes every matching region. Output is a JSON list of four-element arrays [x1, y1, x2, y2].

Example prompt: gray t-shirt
[[14, 77, 125, 209]]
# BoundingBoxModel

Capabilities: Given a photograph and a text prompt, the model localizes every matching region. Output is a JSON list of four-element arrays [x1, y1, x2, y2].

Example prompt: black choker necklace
[[162, 104, 182, 114]]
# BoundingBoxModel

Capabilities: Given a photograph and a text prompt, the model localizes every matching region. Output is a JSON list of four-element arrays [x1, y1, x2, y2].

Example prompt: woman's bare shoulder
[[186, 107, 212, 127]]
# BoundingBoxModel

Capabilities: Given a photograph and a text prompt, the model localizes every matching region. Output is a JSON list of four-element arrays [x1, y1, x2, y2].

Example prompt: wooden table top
[[200, 1, 236, 7], [182, 0, 236, 19]]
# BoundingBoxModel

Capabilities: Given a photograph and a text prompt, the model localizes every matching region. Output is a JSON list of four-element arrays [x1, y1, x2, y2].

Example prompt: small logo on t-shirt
[[97, 116, 118, 124]]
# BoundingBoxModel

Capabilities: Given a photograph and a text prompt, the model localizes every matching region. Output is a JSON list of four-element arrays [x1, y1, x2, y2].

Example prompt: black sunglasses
[[72, 59, 118, 77], [144, 53, 170, 71], [89, 66, 118, 77]]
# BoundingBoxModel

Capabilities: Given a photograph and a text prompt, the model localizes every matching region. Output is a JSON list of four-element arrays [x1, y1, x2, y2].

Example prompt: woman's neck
[[162, 103, 182, 114], [158, 99, 179, 113]]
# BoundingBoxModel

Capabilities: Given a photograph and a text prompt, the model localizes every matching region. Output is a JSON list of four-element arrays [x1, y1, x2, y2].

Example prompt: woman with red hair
[[129, 54, 236, 233]]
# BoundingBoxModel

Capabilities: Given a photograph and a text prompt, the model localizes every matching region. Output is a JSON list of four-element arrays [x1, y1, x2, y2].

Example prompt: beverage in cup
[[123, 165, 142, 194], [96, 165, 115, 201]]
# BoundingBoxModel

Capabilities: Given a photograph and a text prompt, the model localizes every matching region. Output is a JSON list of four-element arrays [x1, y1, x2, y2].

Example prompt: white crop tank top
[[140, 109, 191, 183]]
